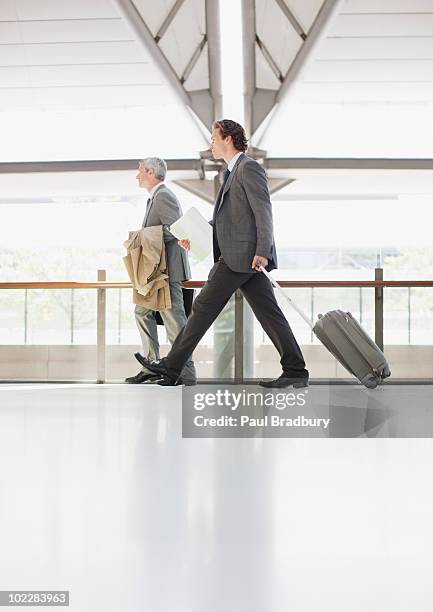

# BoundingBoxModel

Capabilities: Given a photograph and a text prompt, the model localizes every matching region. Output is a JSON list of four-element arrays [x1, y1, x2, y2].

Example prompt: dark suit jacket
[[212, 153, 277, 273]]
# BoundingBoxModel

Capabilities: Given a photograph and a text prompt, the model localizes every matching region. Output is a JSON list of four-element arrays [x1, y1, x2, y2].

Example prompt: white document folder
[[169, 206, 213, 262]]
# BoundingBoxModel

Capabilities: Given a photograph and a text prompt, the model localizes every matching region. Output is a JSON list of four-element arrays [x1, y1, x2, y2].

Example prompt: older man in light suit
[[135, 121, 308, 387], [126, 157, 196, 385]]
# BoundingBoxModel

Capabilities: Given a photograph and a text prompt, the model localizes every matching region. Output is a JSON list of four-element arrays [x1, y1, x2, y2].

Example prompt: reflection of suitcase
[[260, 267, 391, 389]]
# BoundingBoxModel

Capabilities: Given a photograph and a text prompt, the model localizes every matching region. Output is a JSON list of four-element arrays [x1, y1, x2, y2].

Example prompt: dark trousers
[[165, 259, 308, 379]]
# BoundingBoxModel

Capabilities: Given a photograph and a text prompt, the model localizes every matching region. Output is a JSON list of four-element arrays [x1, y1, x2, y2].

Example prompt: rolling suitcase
[[260, 267, 391, 388]]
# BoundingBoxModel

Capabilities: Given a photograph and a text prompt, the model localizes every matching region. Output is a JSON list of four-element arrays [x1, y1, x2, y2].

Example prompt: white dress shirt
[[227, 151, 243, 172], [148, 182, 164, 200]]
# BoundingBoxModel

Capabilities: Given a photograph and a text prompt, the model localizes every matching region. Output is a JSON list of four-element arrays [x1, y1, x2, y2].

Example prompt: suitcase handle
[[260, 266, 313, 329]]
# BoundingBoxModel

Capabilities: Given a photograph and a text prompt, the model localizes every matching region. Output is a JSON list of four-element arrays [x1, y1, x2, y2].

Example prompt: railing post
[[408, 287, 411, 345], [117, 288, 122, 345], [70, 288, 74, 345], [375, 267, 384, 351], [24, 288, 28, 344], [234, 290, 244, 383], [97, 269, 106, 383]]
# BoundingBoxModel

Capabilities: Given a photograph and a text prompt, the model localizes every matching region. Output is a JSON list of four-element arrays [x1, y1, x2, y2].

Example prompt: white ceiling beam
[[0, 159, 220, 173], [3, 158, 433, 174]]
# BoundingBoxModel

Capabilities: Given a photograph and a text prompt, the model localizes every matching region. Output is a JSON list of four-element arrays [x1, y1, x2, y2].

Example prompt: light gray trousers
[[134, 281, 196, 382]]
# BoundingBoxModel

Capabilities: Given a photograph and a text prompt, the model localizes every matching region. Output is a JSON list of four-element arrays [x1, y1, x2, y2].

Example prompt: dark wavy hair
[[212, 119, 248, 152]]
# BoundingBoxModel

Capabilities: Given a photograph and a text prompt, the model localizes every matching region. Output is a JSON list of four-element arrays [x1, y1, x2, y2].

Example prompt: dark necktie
[[143, 197, 152, 227], [215, 168, 230, 212], [212, 168, 231, 261]]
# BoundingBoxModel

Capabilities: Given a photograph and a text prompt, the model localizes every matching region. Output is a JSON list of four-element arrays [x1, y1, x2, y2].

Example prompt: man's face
[[136, 162, 153, 190], [210, 127, 228, 160]]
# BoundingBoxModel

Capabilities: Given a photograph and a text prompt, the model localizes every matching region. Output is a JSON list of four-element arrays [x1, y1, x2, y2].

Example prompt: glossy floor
[[0, 383, 433, 611]]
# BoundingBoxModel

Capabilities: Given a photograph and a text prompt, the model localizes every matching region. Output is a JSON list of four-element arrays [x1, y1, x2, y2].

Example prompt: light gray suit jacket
[[142, 184, 191, 283], [212, 153, 277, 273]]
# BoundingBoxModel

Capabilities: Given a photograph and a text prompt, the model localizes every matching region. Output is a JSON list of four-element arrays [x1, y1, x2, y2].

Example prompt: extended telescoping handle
[[260, 266, 314, 330]]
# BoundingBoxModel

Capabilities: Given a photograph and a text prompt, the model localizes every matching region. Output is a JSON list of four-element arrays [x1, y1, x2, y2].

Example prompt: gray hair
[[141, 157, 167, 181]]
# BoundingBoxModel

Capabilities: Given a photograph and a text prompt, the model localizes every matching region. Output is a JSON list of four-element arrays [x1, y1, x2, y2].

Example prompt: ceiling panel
[[319, 37, 433, 60], [297, 81, 433, 102], [0, 41, 149, 66], [0, 21, 22, 43], [342, 0, 433, 14], [305, 59, 433, 82], [0, 63, 158, 88], [0, 18, 131, 44], [330, 14, 433, 37], [8, 0, 119, 19], [0, 0, 16, 20], [0, 84, 169, 109]]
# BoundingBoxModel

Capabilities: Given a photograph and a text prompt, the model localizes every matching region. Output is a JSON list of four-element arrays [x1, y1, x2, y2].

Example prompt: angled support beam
[[255, 34, 284, 83], [181, 34, 207, 84], [155, 0, 186, 43], [247, 146, 267, 160], [113, 0, 211, 134], [114, 0, 190, 107], [274, 0, 306, 40], [254, 0, 342, 143], [268, 177, 295, 194], [275, 0, 342, 107], [172, 179, 215, 204], [245, 0, 342, 142]]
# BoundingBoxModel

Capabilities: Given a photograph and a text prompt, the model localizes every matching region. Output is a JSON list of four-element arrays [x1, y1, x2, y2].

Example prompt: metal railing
[[1, 268, 433, 382]]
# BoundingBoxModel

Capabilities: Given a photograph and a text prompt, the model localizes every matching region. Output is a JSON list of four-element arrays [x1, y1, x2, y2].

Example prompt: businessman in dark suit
[[135, 120, 308, 387]]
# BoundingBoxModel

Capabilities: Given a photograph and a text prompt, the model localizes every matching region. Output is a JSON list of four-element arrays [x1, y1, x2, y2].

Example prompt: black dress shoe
[[157, 376, 182, 387], [125, 371, 162, 384], [157, 376, 197, 387], [134, 353, 178, 384], [259, 375, 309, 389], [182, 379, 197, 386]]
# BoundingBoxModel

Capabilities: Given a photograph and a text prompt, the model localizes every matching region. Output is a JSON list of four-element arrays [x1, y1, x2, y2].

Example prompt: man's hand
[[178, 239, 191, 251], [251, 255, 268, 272]]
